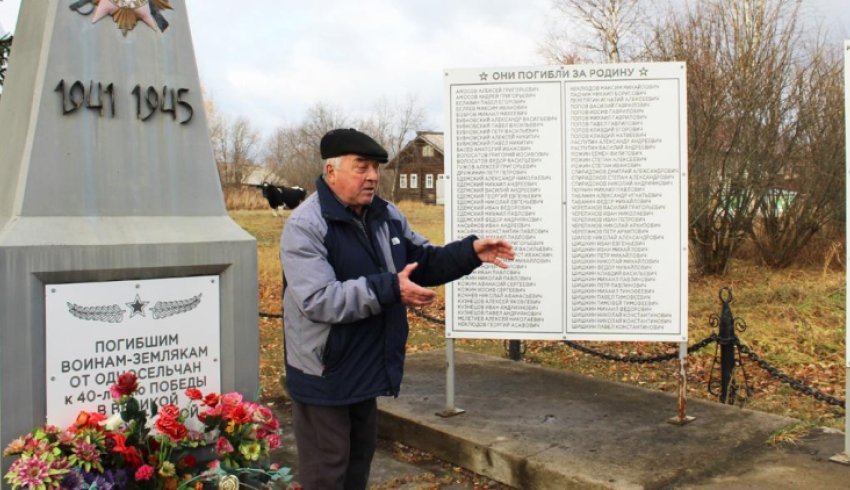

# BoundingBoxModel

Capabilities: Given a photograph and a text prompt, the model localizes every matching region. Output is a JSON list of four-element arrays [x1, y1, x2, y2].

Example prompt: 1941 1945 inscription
[[54, 79, 194, 124]]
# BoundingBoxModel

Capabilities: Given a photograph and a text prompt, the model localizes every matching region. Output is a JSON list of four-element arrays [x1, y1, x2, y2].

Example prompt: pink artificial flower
[[215, 436, 234, 455], [135, 464, 155, 481], [220, 392, 243, 407], [10, 454, 50, 487], [253, 405, 274, 425], [56, 431, 75, 445], [265, 433, 282, 450], [207, 459, 221, 470]]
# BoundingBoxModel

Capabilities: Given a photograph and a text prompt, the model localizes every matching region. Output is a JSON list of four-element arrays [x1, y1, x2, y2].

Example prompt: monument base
[[0, 216, 258, 452]]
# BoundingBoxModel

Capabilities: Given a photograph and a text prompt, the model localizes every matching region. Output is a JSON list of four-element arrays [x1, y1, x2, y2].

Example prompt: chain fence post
[[508, 340, 522, 361], [668, 341, 695, 425], [437, 338, 465, 418], [830, 369, 850, 464], [718, 289, 737, 404]]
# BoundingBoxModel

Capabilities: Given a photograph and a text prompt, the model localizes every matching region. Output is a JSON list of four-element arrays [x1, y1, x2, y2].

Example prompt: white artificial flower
[[103, 413, 124, 431]]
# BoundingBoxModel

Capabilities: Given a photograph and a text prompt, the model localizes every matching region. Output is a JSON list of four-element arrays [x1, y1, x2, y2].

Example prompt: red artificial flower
[[135, 464, 155, 482], [203, 393, 220, 408], [223, 404, 251, 425], [110, 372, 139, 399], [108, 433, 144, 468], [158, 404, 181, 420], [185, 388, 203, 400], [155, 416, 188, 442], [178, 454, 197, 469], [73, 411, 106, 431]]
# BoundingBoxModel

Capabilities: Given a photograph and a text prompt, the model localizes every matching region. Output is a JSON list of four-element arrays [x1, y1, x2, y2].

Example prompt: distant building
[[391, 131, 445, 205], [240, 165, 279, 187]]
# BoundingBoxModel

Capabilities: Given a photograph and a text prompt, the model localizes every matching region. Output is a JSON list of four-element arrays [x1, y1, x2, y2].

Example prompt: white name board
[[445, 63, 687, 342], [845, 41, 849, 368], [45, 276, 221, 427]]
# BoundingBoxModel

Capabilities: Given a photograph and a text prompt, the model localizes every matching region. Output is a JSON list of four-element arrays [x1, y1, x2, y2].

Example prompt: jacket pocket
[[321, 326, 349, 376]]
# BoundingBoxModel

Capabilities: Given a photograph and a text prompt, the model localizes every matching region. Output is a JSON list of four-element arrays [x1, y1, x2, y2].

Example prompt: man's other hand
[[398, 262, 436, 306], [473, 238, 515, 269]]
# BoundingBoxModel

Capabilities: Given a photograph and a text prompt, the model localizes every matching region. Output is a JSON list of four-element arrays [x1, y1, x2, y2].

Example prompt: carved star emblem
[[90, 0, 172, 34], [639, 67, 649, 77], [479, 72, 489, 81], [126, 294, 149, 318]]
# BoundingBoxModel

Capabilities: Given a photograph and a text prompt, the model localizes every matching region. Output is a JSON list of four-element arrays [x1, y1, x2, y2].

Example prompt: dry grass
[[233, 203, 847, 429], [224, 186, 268, 210]]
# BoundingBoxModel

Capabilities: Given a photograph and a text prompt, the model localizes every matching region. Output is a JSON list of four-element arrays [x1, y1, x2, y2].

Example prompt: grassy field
[[234, 202, 846, 431]]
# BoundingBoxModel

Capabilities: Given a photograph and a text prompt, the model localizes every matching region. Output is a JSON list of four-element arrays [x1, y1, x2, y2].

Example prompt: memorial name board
[[445, 63, 687, 342], [845, 40, 849, 368], [45, 276, 221, 427]]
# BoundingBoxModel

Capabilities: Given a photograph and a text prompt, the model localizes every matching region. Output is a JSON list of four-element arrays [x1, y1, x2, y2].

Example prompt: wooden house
[[391, 131, 445, 205]]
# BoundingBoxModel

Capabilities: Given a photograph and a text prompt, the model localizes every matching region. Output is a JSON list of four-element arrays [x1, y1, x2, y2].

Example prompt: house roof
[[418, 131, 444, 154], [241, 166, 279, 186]]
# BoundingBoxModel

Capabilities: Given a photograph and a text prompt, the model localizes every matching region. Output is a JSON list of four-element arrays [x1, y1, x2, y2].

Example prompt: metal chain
[[260, 307, 845, 408], [737, 343, 845, 408], [562, 335, 718, 364], [409, 307, 446, 325]]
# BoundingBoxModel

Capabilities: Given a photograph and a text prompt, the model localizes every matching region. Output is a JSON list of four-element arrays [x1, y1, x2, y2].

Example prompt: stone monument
[[0, 0, 258, 451]]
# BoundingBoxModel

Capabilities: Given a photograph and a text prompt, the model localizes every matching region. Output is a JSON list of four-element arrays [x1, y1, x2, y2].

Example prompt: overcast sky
[[1, 0, 848, 137]]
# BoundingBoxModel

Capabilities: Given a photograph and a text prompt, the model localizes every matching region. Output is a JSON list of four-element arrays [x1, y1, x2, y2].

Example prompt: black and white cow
[[260, 182, 307, 216]]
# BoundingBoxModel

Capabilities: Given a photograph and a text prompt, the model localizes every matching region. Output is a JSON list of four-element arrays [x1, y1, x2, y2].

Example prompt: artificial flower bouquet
[[3, 372, 297, 489]]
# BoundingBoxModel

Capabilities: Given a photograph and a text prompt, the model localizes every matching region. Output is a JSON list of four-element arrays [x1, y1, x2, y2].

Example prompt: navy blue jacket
[[280, 177, 481, 405]]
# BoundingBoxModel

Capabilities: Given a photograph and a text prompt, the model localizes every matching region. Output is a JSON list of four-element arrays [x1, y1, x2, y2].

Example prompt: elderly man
[[281, 128, 514, 489]]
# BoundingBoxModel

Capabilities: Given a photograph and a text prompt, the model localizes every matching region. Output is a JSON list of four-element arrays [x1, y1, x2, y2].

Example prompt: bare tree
[[263, 103, 350, 191], [749, 42, 845, 267], [203, 91, 260, 187], [358, 95, 427, 200], [546, 0, 649, 63], [649, 0, 807, 274]]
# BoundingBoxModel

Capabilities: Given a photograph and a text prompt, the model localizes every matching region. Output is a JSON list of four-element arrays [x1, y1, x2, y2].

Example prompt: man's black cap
[[320, 128, 389, 163]]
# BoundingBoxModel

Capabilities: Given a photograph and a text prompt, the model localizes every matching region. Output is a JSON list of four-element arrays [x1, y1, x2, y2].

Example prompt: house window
[[425, 174, 433, 189], [422, 146, 434, 157], [399, 174, 407, 189], [410, 174, 418, 189]]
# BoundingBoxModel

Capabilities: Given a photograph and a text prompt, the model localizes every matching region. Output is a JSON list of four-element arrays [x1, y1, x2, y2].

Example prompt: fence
[[260, 287, 845, 408]]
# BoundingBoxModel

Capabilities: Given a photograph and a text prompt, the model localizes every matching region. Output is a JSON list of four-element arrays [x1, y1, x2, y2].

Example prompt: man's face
[[325, 154, 381, 213]]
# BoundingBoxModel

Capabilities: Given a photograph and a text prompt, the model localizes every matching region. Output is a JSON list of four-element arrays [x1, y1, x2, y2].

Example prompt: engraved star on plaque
[[126, 294, 149, 318]]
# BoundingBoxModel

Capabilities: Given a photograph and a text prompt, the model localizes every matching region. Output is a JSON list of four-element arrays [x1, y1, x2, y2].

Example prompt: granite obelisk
[[0, 0, 258, 452]]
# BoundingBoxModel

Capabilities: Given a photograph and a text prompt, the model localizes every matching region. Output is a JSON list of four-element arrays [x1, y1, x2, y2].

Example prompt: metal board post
[[833, 40, 850, 465], [668, 341, 695, 425], [437, 338, 465, 417]]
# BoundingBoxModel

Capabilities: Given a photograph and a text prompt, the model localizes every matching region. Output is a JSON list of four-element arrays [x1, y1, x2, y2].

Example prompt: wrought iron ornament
[[67, 292, 201, 323], [70, 0, 173, 35]]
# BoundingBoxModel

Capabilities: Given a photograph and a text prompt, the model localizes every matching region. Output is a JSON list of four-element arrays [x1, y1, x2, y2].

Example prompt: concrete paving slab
[[378, 350, 849, 489]]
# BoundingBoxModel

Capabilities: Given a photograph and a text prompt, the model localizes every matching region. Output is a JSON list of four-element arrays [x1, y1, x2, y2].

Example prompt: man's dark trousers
[[292, 397, 378, 490]]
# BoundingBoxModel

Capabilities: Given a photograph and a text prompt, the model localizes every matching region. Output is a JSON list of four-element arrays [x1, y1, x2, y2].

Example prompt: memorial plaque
[[445, 63, 687, 342], [45, 276, 221, 428]]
